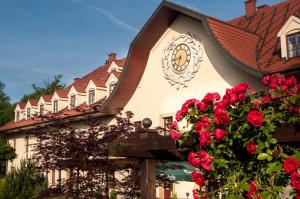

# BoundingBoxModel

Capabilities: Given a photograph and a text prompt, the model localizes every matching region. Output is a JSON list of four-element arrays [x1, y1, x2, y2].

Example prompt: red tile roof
[[41, 94, 52, 102], [16, 102, 26, 109], [206, 17, 259, 67], [55, 86, 71, 98], [28, 99, 39, 106], [0, 98, 107, 132], [72, 58, 125, 93], [227, 0, 300, 72], [0, 55, 124, 132]]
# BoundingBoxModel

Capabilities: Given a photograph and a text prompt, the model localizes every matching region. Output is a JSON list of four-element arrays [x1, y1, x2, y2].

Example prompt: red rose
[[170, 129, 181, 141], [262, 94, 271, 102], [171, 121, 178, 130], [203, 92, 220, 104], [215, 94, 231, 108], [198, 130, 211, 147], [196, 100, 207, 112], [283, 157, 300, 174], [214, 107, 230, 125], [252, 99, 261, 106], [236, 83, 249, 92], [247, 110, 264, 127], [192, 189, 200, 199], [284, 76, 297, 88], [175, 110, 183, 121], [199, 150, 213, 171], [246, 181, 257, 199], [291, 172, 300, 191], [214, 128, 226, 141], [226, 88, 238, 104], [269, 81, 278, 89], [188, 152, 201, 168], [262, 75, 271, 86], [246, 142, 256, 155], [191, 171, 205, 186], [195, 116, 211, 130], [188, 151, 213, 171]]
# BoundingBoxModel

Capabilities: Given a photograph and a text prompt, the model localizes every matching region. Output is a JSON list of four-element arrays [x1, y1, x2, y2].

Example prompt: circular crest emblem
[[162, 32, 203, 89]]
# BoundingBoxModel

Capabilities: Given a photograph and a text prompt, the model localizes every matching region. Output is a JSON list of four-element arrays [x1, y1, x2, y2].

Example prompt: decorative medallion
[[162, 32, 203, 89]]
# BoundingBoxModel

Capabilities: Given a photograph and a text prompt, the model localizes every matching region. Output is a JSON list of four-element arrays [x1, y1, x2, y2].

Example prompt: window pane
[[296, 34, 300, 45], [288, 35, 295, 44]]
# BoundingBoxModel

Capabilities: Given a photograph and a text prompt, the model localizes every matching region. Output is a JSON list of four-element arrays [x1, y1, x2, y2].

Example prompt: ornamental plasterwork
[[161, 32, 203, 89]]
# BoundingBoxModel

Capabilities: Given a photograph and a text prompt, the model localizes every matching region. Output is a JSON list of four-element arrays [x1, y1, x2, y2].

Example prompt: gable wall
[[124, 15, 263, 127]]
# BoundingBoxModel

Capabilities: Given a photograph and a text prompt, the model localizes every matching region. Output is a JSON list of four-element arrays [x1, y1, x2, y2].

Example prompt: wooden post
[[140, 159, 156, 199]]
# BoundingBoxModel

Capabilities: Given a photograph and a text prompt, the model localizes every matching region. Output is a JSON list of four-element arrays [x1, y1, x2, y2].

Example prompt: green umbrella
[[156, 161, 197, 182]]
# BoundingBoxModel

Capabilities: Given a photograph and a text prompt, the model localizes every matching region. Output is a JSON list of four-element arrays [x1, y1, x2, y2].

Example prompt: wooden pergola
[[109, 127, 186, 199], [108, 122, 300, 199]]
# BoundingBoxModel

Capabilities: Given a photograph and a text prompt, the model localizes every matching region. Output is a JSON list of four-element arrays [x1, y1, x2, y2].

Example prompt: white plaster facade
[[124, 15, 263, 127]]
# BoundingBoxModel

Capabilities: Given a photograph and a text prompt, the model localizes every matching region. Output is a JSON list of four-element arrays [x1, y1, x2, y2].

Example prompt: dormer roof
[[15, 102, 26, 109], [228, 0, 300, 72], [27, 99, 39, 107]]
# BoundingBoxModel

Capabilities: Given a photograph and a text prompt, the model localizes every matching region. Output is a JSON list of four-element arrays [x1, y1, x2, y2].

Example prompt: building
[[1, 0, 300, 198]]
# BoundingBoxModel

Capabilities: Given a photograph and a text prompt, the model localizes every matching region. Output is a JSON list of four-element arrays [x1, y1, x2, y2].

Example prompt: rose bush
[[171, 73, 300, 198]]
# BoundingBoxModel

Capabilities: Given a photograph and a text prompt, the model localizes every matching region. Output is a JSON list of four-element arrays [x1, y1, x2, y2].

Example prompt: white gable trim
[[105, 73, 118, 87], [277, 15, 300, 59], [277, 15, 300, 37], [107, 61, 122, 73]]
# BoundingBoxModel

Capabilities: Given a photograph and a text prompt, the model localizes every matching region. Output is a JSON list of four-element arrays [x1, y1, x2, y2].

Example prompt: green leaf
[[265, 141, 270, 148], [295, 152, 300, 162], [267, 149, 273, 155], [240, 183, 250, 191], [269, 138, 277, 144], [257, 153, 270, 160], [280, 153, 289, 159], [267, 155, 273, 161]]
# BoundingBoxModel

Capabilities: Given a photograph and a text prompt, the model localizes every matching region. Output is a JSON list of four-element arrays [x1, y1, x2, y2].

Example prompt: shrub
[[0, 159, 47, 199]]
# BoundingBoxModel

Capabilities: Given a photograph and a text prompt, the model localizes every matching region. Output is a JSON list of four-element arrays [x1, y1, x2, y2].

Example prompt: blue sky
[[0, 0, 284, 103]]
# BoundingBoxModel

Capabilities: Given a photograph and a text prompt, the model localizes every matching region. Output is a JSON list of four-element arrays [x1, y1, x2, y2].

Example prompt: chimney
[[245, 0, 257, 18], [108, 53, 117, 63], [74, 78, 80, 82]]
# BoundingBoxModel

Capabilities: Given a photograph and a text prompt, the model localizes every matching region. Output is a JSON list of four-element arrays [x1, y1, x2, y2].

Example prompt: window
[[53, 100, 58, 113], [109, 83, 117, 94], [163, 117, 173, 136], [70, 95, 76, 109], [89, 89, 95, 105], [27, 108, 31, 119], [25, 137, 29, 159], [13, 139, 16, 149], [40, 104, 44, 116], [287, 33, 300, 58], [16, 111, 20, 121]]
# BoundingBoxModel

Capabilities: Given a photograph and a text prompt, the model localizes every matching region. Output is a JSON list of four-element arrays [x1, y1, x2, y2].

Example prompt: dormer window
[[40, 104, 44, 116], [27, 108, 31, 119], [109, 83, 117, 94], [70, 95, 76, 109], [16, 111, 20, 121], [287, 33, 300, 58], [88, 89, 95, 105], [53, 100, 58, 113]]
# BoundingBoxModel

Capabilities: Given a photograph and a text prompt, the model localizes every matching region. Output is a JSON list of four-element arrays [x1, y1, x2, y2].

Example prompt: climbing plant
[[170, 73, 300, 198]]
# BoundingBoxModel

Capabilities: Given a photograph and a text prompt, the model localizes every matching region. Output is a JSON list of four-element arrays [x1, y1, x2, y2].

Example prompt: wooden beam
[[140, 159, 156, 199]]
